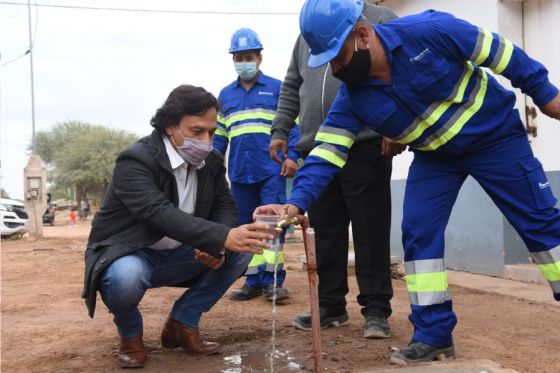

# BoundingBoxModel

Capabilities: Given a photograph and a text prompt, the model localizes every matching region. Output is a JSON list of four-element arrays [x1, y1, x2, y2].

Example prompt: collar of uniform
[[372, 24, 402, 55], [235, 70, 266, 88], [352, 25, 403, 87], [162, 136, 205, 170]]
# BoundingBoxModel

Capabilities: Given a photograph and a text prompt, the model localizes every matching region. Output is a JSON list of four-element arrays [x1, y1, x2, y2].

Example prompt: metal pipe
[[275, 208, 322, 372]]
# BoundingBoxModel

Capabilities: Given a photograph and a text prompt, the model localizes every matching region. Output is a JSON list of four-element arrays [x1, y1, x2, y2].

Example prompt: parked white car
[[1, 198, 29, 237]]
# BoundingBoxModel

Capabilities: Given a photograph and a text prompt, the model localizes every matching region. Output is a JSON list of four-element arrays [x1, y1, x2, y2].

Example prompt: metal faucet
[[275, 205, 299, 236]]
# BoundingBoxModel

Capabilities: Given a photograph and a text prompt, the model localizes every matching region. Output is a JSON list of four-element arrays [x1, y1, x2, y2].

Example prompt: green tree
[[33, 121, 138, 206]]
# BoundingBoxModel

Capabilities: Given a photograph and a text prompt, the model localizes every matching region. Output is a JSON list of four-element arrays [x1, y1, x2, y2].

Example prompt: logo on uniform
[[539, 181, 550, 190], [410, 48, 431, 63], [259, 91, 274, 96]]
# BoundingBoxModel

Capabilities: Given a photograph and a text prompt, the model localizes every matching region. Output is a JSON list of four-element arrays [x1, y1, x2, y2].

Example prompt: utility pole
[[24, 0, 47, 239], [28, 0, 36, 154]]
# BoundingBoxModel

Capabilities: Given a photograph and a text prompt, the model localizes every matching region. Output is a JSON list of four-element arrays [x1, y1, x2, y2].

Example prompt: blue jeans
[[99, 245, 251, 338]]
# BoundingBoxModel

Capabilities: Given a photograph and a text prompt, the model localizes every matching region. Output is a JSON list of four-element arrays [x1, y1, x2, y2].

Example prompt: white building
[[379, 0, 560, 275]]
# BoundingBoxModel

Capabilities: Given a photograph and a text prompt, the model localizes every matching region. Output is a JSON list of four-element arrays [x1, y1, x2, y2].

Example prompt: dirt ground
[[2, 216, 560, 373]]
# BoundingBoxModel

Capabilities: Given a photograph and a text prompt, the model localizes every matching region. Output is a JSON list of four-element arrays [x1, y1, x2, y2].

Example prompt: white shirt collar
[[162, 135, 206, 170]]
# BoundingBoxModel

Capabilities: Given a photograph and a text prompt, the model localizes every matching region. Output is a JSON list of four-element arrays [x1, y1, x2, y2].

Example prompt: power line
[[0, 0, 38, 67], [0, 1, 299, 15]]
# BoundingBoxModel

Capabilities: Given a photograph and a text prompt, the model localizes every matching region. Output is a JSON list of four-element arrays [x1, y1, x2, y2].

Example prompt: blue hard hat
[[299, 0, 364, 67], [229, 28, 263, 54]]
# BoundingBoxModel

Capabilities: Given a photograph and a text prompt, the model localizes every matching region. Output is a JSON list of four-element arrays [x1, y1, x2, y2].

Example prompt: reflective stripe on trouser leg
[[531, 245, 560, 299], [245, 254, 265, 275], [405, 259, 451, 306], [402, 155, 464, 347], [245, 248, 285, 275], [405, 259, 455, 349]]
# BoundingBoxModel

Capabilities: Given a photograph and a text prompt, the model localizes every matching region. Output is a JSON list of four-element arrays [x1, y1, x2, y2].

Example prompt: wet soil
[[1, 218, 559, 372]]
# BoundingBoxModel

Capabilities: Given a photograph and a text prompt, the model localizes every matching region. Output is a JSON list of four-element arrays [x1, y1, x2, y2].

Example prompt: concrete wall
[[390, 172, 560, 275], [381, 0, 560, 274]]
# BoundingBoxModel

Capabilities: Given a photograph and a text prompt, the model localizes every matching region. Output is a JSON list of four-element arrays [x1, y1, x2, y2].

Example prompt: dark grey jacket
[[82, 130, 238, 317], [271, 3, 398, 156]]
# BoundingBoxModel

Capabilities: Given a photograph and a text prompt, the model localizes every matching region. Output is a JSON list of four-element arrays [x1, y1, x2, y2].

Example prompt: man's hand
[[540, 92, 560, 120], [382, 137, 407, 157], [253, 204, 299, 220], [194, 248, 225, 270], [269, 139, 288, 164], [281, 159, 298, 177], [224, 223, 274, 254]]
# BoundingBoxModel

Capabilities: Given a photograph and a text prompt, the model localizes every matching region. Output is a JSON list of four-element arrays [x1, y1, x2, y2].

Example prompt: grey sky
[[0, 0, 303, 199]]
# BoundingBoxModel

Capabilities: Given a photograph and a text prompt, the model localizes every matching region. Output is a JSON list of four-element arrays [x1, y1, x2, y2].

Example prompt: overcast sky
[[0, 0, 304, 200]]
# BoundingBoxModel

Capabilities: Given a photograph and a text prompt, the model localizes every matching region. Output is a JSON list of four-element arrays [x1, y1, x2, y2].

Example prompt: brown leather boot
[[161, 318, 221, 355], [118, 334, 146, 368]]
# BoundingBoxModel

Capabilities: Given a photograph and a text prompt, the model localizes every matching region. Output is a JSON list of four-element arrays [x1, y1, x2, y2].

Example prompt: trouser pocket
[[519, 158, 557, 210]]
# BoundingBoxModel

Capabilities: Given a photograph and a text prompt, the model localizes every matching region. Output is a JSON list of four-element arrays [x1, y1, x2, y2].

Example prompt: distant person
[[79, 202, 90, 221], [69, 207, 77, 227], [214, 28, 301, 302], [269, 2, 399, 339], [81, 85, 273, 368]]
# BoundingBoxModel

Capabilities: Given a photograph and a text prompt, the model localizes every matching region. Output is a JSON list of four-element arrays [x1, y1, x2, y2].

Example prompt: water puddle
[[222, 350, 301, 373]]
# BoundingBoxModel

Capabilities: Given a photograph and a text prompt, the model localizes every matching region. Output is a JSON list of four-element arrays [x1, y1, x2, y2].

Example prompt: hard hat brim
[[308, 48, 339, 68]]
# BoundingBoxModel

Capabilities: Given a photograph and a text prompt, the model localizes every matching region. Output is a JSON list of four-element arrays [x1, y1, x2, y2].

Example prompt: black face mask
[[332, 36, 372, 85]]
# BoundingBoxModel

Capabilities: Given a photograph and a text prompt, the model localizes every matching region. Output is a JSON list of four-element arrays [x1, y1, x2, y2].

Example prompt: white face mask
[[171, 127, 213, 167], [234, 62, 258, 81]]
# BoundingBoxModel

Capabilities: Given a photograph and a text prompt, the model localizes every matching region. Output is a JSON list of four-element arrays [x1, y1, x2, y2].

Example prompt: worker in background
[[256, 0, 560, 366], [214, 28, 301, 302], [269, 2, 399, 340]]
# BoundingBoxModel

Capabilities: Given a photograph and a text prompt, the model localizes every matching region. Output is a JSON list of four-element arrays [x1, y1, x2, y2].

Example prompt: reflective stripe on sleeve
[[308, 143, 348, 168], [470, 27, 494, 66], [416, 67, 488, 151], [215, 127, 228, 138], [488, 37, 513, 75], [315, 126, 356, 148]]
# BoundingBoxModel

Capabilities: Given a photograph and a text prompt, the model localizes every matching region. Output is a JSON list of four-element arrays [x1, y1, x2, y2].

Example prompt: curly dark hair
[[150, 85, 220, 135]]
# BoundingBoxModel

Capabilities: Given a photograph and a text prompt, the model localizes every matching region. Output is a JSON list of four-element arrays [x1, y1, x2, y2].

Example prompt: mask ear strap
[[170, 126, 182, 148], [354, 33, 358, 52]]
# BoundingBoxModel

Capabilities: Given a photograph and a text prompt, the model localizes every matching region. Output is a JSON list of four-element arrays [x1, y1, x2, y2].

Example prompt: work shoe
[[229, 285, 262, 301], [118, 334, 147, 368], [263, 284, 289, 301], [390, 341, 455, 366], [292, 308, 349, 331], [363, 315, 391, 339], [161, 318, 221, 355]]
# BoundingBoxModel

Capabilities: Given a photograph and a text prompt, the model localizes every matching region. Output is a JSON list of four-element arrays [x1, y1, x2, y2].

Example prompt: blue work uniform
[[215, 71, 301, 287], [289, 10, 560, 347]]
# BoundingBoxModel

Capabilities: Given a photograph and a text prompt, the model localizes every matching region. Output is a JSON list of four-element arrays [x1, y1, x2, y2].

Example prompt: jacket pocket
[[519, 158, 557, 210], [254, 93, 277, 109], [411, 51, 450, 92]]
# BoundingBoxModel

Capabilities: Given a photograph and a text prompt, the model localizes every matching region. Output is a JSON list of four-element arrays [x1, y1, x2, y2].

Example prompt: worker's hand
[[253, 204, 299, 220], [382, 137, 407, 157], [224, 223, 273, 254], [269, 139, 288, 164], [194, 248, 225, 270], [281, 159, 298, 178], [540, 92, 560, 120]]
